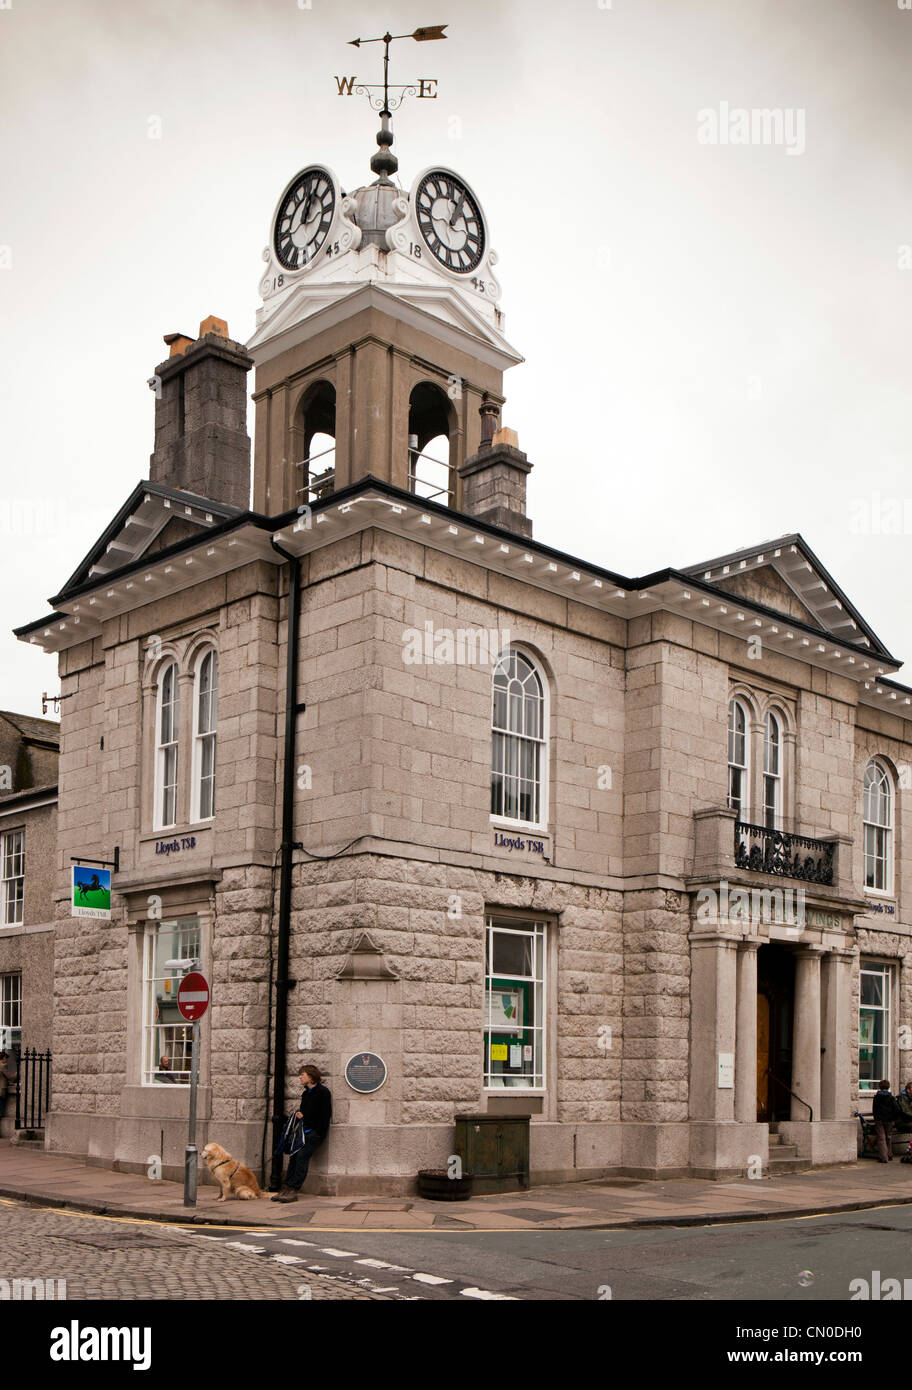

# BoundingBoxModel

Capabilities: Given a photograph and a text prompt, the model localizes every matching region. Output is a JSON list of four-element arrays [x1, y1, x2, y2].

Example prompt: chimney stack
[[149, 316, 253, 510], [458, 403, 533, 538]]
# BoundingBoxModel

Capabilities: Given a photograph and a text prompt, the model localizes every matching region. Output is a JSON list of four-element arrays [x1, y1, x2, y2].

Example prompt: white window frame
[[141, 917, 201, 1087], [483, 916, 547, 1091], [859, 963, 893, 1093], [1, 829, 24, 927], [1, 972, 21, 1031], [154, 661, 180, 831], [863, 760, 894, 896], [490, 649, 549, 832], [191, 647, 218, 824], [728, 698, 750, 823], [763, 711, 782, 830]]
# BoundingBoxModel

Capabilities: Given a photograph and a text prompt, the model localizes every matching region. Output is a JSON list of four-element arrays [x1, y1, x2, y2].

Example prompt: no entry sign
[[177, 972, 210, 1022]]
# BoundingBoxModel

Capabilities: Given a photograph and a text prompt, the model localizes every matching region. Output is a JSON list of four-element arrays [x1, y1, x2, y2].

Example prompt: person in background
[[0, 1051, 14, 1120], [156, 1054, 178, 1084], [873, 1079, 902, 1162], [894, 1080, 912, 1134], [272, 1064, 332, 1202]]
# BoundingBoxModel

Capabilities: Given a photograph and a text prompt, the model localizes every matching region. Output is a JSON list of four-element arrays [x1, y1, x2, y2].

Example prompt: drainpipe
[[269, 537, 302, 1189]]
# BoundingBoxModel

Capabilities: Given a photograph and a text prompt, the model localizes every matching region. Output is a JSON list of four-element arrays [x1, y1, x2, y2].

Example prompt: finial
[[371, 112, 398, 181]]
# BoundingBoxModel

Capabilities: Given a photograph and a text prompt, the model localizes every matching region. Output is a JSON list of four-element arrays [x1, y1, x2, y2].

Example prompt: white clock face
[[273, 167, 335, 271], [415, 170, 485, 274]]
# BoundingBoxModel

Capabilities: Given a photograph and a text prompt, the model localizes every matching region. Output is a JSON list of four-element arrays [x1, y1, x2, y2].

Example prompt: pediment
[[683, 535, 893, 657], [56, 482, 242, 599], [712, 566, 821, 629], [247, 281, 522, 374]]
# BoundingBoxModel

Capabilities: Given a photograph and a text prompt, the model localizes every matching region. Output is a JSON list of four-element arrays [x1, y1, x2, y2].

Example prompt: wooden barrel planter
[[416, 1169, 474, 1201]]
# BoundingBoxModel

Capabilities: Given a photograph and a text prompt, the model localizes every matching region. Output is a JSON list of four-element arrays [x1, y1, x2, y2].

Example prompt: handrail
[[765, 1067, 813, 1123]]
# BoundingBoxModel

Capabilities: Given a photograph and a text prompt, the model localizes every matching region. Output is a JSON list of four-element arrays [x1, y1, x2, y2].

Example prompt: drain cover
[[344, 1201, 413, 1212]]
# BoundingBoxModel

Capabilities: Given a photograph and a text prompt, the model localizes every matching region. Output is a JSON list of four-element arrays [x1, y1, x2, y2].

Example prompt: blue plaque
[[344, 1051, 387, 1094]]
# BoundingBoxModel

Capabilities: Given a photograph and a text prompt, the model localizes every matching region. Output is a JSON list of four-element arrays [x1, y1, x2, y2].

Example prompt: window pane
[[861, 973, 884, 1008], [492, 931, 533, 977]]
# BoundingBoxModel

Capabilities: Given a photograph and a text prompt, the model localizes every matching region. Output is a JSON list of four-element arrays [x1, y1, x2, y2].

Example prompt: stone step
[[768, 1156, 812, 1175], [771, 1144, 799, 1159]]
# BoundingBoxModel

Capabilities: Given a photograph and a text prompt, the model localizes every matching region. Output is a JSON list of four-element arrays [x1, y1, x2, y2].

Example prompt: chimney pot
[[492, 426, 519, 450], [198, 314, 229, 339], [163, 333, 194, 358]]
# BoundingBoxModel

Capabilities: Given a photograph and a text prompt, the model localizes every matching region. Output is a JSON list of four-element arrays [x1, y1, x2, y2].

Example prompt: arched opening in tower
[[295, 380, 336, 503], [408, 382, 455, 506]]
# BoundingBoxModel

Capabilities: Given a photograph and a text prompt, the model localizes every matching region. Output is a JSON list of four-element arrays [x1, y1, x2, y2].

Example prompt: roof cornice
[[15, 476, 907, 691]]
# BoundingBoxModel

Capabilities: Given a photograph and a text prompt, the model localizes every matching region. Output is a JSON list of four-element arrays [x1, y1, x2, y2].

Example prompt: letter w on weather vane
[[334, 24, 447, 114]]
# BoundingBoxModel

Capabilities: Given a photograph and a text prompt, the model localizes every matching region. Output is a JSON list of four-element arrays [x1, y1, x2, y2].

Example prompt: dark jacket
[[298, 1082, 332, 1140], [873, 1088, 901, 1124], [895, 1091, 912, 1127]]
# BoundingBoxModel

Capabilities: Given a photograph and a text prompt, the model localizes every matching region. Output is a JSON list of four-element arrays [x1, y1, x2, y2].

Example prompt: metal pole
[[183, 1021, 200, 1207]]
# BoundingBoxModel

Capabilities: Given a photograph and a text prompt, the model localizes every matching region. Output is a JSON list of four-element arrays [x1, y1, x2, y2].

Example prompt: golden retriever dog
[[201, 1142, 264, 1201]]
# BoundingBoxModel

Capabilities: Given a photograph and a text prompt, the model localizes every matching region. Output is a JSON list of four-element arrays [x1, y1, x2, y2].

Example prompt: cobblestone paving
[[0, 1200, 389, 1300]]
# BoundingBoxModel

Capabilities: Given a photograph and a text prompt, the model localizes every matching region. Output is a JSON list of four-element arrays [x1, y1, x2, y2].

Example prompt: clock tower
[[247, 107, 523, 518]]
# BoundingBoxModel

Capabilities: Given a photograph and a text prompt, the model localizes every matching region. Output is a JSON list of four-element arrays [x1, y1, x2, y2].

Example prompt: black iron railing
[[15, 1049, 51, 1130], [734, 822, 835, 885], [765, 1067, 813, 1123]]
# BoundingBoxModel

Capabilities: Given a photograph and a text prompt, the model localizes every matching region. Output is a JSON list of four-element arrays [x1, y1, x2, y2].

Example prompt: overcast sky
[[2, 0, 911, 714]]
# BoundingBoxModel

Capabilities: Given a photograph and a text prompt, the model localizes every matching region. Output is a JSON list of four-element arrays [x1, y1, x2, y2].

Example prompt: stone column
[[735, 941, 760, 1124], [821, 949, 855, 1121], [791, 948, 823, 1120], [689, 935, 739, 1121]]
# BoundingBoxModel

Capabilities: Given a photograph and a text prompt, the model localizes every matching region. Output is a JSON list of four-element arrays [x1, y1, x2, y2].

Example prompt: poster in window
[[486, 987, 523, 1034], [859, 1013, 875, 1056]]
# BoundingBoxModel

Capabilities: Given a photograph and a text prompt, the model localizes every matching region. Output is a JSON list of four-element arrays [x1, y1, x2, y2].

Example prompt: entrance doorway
[[756, 944, 794, 1123]]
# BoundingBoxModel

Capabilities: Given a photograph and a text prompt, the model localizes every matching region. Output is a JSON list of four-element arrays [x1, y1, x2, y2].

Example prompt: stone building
[[0, 710, 59, 1135], [13, 128, 912, 1189]]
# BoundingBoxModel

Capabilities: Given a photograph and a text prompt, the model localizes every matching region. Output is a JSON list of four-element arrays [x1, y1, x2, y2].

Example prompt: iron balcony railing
[[734, 821, 835, 885]]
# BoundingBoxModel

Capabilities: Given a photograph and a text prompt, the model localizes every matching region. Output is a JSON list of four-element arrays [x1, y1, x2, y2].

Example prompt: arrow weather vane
[[335, 24, 448, 180]]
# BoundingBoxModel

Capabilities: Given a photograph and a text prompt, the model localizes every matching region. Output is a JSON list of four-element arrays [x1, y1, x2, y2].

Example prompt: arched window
[[763, 712, 782, 829], [192, 649, 218, 822], [295, 380, 336, 502], [491, 650, 546, 826], [728, 698, 749, 821], [155, 662, 180, 829], [863, 760, 893, 893], [408, 383, 453, 504]]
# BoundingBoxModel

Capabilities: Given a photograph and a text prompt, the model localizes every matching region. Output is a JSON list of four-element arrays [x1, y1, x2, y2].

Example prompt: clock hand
[[449, 192, 466, 228]]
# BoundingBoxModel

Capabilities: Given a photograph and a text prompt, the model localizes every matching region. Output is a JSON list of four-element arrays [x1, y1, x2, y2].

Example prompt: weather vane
[[335, 25, 448, 180]]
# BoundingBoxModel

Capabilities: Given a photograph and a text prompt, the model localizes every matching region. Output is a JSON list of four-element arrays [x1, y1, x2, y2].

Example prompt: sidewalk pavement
[[3, 1141, 912, 1232]]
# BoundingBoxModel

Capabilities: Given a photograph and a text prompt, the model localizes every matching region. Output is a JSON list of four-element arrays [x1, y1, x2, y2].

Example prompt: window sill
[[490, 818, 549, 836], [144, 821, 213, 841]]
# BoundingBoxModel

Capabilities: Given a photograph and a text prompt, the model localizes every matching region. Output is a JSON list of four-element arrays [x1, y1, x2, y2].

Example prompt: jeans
[[875, 1120, 894, 1162], [284, 1133, 324, 1190]]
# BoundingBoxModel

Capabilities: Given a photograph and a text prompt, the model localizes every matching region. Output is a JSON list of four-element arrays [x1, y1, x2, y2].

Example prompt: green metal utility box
[[454, 1113, 530, 1193]]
